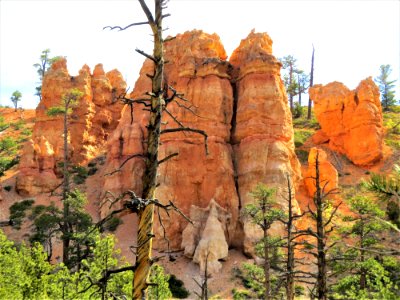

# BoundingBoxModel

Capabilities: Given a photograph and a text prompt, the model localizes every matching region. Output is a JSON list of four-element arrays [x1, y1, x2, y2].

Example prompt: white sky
[[0, 0, 399, 109]]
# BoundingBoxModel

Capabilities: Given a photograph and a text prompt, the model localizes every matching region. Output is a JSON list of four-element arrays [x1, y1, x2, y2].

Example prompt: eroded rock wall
[[16, 58, 126, 195], [102, 30, 301, 259], [309, 78, 383, 166], [230, 30, 302, 255]]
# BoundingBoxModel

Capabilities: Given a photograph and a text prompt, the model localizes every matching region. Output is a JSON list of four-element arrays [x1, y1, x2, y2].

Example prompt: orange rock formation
[[230, 30, 302, 255], [102, 30, 301, 261], [304, 147, 338, 197], [16, 58, 126, 195], [309, 78, 383, 166]]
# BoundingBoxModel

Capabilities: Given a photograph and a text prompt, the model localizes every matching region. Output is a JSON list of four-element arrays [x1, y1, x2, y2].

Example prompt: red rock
[[304, 147, 338, 197], [16, 58, 126, 196], [102, 30, 301, 260], [230, 30, 302, 255], [309, 78, 383, 166], [312, 130, 330, 145]]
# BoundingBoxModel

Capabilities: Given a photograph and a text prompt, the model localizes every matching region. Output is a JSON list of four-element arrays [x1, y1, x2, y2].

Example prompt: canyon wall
[[309, 78, 383, 166], [102, 30, 302, 266], [16, 58, 126, 195]]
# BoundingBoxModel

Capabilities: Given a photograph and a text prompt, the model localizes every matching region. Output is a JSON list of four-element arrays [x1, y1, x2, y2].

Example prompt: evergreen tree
[[33, 49, 59, 100], [331, 196, 399, 299], [375, 64, 397, 110], [10, 90, 22, 111], [242, 184, 285, 300]]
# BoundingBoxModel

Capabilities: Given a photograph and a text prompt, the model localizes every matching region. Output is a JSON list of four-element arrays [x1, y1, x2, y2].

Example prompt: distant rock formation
[[16, 58, 126, 196], [102, 30, 302, 262], [309, 78, 383, 166]]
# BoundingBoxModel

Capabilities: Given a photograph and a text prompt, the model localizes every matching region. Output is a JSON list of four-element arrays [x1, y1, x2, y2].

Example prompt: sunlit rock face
[[309, 78, 383, 166], [102, 30, 302, 260], [103, 30, 239, 250], [304, 147, 338, 197], [16, 58, 126, 196], [230, 30, 302, 256]]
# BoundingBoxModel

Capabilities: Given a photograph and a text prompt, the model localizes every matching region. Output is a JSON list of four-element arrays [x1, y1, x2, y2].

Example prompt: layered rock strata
[[230, 30, 302, 255], [102, 30, 301, 264], [309, 78, 383, 166], [16, 58, 126, 195]]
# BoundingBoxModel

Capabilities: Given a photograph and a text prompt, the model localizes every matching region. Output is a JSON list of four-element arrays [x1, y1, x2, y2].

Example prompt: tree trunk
[[359, 222, 366, 290], [298, 74, 302, 107], [133, 1, 164, 298], [62, 104, 70, 266], [289, 64, 294, 112], [264, 226, 271, 300], [286, 176, 295, 300], [307, 45, 315, 120], [315, 153, 327, 300]]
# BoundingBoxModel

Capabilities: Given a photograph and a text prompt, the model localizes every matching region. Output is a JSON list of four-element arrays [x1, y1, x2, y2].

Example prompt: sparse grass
[[11, 120, 25, 130], [294, 129, 313, 148], [383, 106, 400, 150], [292, 108, 320, 129]]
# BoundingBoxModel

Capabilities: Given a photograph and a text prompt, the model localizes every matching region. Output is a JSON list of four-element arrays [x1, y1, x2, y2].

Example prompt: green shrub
[[11, 120, 25, 130], [0, 157, 19, 176], [21, 128, 32, 136], [294, 129, 313, 148], [295, 149, 309, 164], [0, 137, 18, 153], [0, 116, 9, 132], [168, 274, 190, 299], [292, 102, 304, 119], [232, 288, 252, 300], [103, 217, 122, 232], [3, 185, 12, 192], [72, 166, 88, 185]]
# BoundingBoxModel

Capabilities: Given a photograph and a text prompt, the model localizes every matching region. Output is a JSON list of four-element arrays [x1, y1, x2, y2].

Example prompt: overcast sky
[[0, 0, 399, 109]]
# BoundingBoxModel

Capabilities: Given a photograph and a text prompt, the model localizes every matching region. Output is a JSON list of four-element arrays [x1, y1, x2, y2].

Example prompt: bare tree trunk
[[133, 1, 164, 298], [289, 64, 294, 112], [286, 176, 295, 300], [298, 74, 302, 107], [359, 222, 366, 290], [62, 102, 70, 266], [307, 45, 315, 120], [314, 153, 327, 300]]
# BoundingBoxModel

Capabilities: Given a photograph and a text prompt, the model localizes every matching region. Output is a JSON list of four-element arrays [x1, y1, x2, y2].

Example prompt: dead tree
[[193, 251, 210, 300], [307, 45, 315, 120], [277, 174, 310, 300], [300, 151, 341, 300], [104, 1, 207, 298]]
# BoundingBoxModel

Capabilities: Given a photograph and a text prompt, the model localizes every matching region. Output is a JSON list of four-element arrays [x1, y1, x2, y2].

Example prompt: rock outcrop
[[103, 30, 239, 251], [230, 30, 302, 255], [182, 200, 230, 275], [304, 147, 338, 197], [16, 58, 126, 195], [309, 78, 383, 166], [102, 30, 302, 263]]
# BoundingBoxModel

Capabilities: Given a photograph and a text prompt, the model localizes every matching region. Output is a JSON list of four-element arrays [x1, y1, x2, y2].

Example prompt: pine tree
[[375, 64, 397, 110]]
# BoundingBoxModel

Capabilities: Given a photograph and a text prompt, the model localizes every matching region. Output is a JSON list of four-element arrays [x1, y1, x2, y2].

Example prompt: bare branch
[[158, 152, 179, 165], [104, 153, 145, 176], [138, 0, 155, 25], [161, 127, 208, 154], [135, 48, 157, 63], [103, 21, 149, 31]]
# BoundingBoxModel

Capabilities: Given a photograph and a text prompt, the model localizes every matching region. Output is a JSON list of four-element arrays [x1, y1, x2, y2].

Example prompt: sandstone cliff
[[230, 30, 302, 255], [16, 58, 126, 195], [309, 78, 383, 166], [102, 30, 302, 265]]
